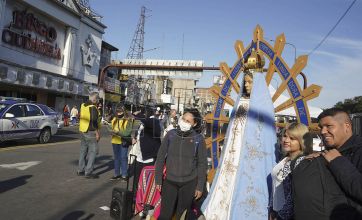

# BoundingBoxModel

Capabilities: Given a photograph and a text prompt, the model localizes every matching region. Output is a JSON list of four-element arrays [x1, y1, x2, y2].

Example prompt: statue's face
[[244, 75, 253, 95]]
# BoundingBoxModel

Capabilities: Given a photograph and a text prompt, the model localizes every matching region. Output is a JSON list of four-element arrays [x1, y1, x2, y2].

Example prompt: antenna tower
[[126, 6, 149, 59]]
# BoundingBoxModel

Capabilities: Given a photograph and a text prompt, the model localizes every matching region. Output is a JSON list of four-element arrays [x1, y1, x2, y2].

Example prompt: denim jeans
[[71, 117, 77, 125], [78, 131, 98, 175], [112, 142, 129, 177]]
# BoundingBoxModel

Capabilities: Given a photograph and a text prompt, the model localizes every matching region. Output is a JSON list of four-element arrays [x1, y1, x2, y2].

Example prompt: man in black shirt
[[293, 108, 362, 219]]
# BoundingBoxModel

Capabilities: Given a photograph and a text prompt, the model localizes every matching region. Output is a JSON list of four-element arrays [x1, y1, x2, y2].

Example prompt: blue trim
[[214, 97, 224, 118], [221, 80, 231, 96], [287, 78, 301, 99], [212, 120, 219, 168], [296, 100, 309, 125], [275, 57, 290, 80], [259, 41, 275, 60], [230, 59, 243, 79]]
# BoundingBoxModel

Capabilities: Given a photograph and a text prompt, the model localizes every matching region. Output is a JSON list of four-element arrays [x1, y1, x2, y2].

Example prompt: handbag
[[128, 141, 139, 164]]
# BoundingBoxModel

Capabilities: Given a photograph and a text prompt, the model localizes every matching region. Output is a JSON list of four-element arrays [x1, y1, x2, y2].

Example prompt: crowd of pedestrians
[[74, 90, 362, 219]]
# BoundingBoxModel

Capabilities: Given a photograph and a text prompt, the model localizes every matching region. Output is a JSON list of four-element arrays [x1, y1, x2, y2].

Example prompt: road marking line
[[100, 206, 110, 211], [0, 161, 42, 170], [0, 140, 80, 152]]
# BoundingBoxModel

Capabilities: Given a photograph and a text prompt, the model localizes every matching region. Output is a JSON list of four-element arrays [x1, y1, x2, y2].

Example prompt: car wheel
[[38, 128, 51, 144]]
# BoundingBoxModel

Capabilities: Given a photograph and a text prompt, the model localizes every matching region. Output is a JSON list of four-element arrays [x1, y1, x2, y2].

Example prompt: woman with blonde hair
[[270, 122, 313, 220]]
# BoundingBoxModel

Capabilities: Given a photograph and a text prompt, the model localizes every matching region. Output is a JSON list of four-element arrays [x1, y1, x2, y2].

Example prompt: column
[[61, 27, 77, 76]]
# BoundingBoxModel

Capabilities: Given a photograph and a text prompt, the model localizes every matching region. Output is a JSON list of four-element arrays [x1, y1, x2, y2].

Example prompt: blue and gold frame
[[205, 25, 322, 182]]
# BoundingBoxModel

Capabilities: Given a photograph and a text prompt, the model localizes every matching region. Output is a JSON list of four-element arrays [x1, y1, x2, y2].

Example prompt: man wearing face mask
[[154, 108, 207, 220]]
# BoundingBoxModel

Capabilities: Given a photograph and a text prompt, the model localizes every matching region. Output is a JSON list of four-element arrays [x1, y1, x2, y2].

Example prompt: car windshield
[[39, 104, 56, 114], [0, 103, 8, 113]]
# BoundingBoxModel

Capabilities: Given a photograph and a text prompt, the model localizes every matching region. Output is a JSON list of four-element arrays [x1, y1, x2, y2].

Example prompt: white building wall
[[0, 0, 106, 107], [73, 18, 103, 84], [0, 1, 66, 73]]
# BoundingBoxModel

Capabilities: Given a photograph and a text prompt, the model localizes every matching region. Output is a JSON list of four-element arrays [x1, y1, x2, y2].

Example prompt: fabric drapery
[[202, 72, 277, 219]]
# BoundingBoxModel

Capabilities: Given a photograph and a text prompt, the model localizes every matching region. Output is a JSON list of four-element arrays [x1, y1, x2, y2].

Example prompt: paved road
[[0, 126, 131, 220]]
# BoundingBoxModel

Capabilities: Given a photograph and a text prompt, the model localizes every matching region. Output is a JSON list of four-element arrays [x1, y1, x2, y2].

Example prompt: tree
[[334, 96, 362, 113]]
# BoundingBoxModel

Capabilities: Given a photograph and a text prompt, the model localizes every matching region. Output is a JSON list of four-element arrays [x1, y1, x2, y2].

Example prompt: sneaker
[[120, 176, 128, 181], [77, 171, 85, 176], [85, 173, 98, 179], [110, 176, 121, 181]]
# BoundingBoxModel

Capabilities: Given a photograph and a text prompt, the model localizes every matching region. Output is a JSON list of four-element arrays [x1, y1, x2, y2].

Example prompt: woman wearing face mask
[[109, 105, 134, 181], [154, 108, 207, 220], [270, 123, 312, 220]]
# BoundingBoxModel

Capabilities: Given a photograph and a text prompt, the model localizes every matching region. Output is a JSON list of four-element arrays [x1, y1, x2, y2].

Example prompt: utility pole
[[125, 6, 150, 106], [126, 6, 149, 59]]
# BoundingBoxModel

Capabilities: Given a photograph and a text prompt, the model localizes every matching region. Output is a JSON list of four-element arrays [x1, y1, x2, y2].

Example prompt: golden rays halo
[[205, 25, 322, 183]]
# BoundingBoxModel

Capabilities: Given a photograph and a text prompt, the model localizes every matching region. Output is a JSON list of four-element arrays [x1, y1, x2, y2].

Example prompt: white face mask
[[178, 118, 192, 132]]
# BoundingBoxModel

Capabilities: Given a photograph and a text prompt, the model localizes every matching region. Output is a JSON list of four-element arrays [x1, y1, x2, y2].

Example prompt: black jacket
[[328, 135, 362, 205], [154, 129, 207, 192], [136, 116, 162, 161], [292, 135, 362, 220]]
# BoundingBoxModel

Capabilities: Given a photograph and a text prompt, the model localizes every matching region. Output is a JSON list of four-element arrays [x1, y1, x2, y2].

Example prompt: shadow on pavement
[[56, 129, 79, 136], [61, 210, 95, 220], [0, 136, 79, 148], [70, 155, 113, 166], [0, 175, 32, 193], [94, 160, 114, 176]]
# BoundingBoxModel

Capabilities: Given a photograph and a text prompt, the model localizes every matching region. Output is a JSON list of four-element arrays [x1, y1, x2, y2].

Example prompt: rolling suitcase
[[110, 154, 137, 220]]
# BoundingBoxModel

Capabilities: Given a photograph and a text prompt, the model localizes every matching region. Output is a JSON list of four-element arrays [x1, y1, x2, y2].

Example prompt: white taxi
[[0, 100, 58, 144]]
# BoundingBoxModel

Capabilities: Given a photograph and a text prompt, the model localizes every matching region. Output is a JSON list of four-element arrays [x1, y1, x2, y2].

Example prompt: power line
[[308, 0, 358, 56]]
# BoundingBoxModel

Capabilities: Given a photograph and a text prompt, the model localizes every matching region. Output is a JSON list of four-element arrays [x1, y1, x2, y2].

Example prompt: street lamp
[[268, 39, 297, 62], [268, 39, 307, 89]]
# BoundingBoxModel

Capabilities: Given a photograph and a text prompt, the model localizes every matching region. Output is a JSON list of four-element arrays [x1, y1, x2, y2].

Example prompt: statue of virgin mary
[[201, 70, 277, 220]]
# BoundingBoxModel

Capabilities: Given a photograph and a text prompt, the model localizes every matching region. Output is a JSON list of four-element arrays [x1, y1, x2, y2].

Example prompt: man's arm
[[91, 106, 101, 141], [324, 149, 362, 203]]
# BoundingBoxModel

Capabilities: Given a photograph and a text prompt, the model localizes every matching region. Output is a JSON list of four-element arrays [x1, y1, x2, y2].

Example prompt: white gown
[[202, 98, 249, 220]]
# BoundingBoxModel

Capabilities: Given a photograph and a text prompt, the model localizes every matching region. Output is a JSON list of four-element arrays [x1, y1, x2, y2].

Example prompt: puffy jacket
[[154, 129, 207, 192]]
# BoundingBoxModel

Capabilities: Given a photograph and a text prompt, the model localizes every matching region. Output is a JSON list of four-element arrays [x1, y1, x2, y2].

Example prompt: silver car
[[0, 100, 58, 144]]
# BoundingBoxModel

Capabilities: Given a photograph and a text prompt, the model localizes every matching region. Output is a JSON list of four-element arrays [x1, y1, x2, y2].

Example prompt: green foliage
[[334, 96, 362, 113]]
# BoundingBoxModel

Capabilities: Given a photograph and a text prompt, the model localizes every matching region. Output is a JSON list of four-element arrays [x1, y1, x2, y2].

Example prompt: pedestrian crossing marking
[[0, 161, 41, 170]]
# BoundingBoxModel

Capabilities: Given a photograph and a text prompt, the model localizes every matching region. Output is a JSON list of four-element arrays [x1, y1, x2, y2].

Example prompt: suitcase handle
[[127, 154, 137, 193]]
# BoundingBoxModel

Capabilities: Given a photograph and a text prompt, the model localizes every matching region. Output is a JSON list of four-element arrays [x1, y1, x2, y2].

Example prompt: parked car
[[0, 100, 59, 144]]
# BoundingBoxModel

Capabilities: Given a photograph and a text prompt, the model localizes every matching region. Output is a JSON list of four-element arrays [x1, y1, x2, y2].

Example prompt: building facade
[[0, 0, 106, 112], [120, 59, 203, 112], [99, 41, 120, 104], [194, 87, 216, 116]]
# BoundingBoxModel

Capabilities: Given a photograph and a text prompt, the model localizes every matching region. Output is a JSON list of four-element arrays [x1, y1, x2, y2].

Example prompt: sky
[[90, 0, 362, 109]]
